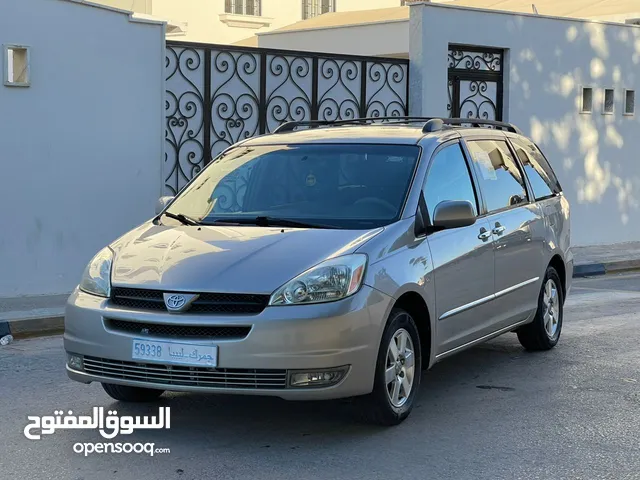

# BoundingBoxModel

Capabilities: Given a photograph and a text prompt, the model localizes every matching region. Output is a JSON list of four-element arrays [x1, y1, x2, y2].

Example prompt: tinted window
[[466, 140, 528, 213], [423, 143, 478, 220], [511, 138, 562, 199], [166, 144, 420, 230]]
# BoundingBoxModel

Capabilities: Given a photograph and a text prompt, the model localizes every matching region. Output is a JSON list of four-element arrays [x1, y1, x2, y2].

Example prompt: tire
[[102, 383, 165, 402], [356, 308, 422, 426], [517, 266, 564, 351]]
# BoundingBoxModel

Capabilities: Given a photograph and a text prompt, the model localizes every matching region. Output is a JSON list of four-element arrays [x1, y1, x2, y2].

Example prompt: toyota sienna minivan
[[64, 117, 572, 425]]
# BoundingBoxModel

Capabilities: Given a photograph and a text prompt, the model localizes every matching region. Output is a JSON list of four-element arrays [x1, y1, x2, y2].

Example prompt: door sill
[[434, 319, 531, 362]]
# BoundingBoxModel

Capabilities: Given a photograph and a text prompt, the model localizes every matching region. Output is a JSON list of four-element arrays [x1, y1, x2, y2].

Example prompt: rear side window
[[423, 143, 478, 221], [511, 137, 562, 200], [465, 140, 528, 213]]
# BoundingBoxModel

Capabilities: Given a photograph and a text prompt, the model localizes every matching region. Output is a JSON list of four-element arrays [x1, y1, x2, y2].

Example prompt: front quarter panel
[[359, 217, 437, 367]]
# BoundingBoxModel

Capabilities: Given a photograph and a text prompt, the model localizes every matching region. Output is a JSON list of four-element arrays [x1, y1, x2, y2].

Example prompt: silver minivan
[[64, 117, 573, 425]]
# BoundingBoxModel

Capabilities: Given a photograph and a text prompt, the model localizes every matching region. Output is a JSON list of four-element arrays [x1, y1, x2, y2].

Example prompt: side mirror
[[432, 200, 476, 229], [155, 196, 174, 215]]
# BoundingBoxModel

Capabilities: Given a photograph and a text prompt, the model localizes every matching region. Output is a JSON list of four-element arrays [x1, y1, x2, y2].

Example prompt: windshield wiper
[[162, 211, 200, 226], [210, 216, 334, 229]]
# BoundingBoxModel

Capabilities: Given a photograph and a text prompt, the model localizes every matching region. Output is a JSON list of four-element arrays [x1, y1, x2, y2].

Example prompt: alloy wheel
[[385, 327, 415, 408], [543, 279, 560, 338]]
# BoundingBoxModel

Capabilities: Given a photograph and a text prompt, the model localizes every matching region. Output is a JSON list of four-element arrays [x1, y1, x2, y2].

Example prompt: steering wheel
[[353, 197, 397, 215]]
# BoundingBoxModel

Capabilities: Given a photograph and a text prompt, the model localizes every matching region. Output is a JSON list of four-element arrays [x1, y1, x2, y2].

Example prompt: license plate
[[132, 339, 217, 367]]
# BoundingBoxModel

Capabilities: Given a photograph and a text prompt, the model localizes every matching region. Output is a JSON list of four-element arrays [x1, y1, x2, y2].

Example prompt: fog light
[[288, 366, 348, 388], [68, 354, 84, 371]]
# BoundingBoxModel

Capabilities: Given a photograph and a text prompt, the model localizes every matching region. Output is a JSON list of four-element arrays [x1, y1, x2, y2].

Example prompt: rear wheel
[[102, 383, 165, 402], [356, 308, 422, 426], [517, 266, 563, 351]]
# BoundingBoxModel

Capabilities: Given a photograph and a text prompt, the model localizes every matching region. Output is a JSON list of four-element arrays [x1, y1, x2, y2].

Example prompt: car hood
[[110, 222, 383, 294]]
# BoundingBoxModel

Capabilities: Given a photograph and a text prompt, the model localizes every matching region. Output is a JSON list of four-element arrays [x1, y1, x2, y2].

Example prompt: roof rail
[[272, 116, 523, 136], [423, 118, 522, 135], [273, 117, 435, 133]]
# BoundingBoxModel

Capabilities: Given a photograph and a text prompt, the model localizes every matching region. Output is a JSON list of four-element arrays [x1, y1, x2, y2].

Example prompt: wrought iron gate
[[165, 41, 409, 195], [447, 44, 504, 121]]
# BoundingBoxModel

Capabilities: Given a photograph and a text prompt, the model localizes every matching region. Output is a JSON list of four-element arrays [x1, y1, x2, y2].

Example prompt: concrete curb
[[6, 316, 65, 339], [0, 308, 65, 340], [1, 258, 640, 339], [573, 259, 640, 278]]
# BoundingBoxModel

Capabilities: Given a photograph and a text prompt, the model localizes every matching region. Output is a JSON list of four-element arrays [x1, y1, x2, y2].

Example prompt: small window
[[466, 140, 528, 213], [424, 143, 478, 221], [580, 86, 593, 113], [302, 0, 335, 20], [3, 45, 30, 87], [224, 0, 261, 16], [624, 89, 635, 116], [603, 88, 614, 115]]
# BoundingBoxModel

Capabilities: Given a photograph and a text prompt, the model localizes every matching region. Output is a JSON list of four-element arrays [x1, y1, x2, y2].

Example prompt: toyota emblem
[[163, 292, 199, 312], [165, 294, 186, 310]]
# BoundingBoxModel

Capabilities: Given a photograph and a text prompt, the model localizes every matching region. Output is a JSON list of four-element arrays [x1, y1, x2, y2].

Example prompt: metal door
[[447, 45, 504, 121]]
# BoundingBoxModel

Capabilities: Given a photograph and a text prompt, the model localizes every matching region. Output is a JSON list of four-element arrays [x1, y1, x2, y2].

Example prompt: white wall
[[410, 3, 640, 246], [257, 21, 409, 57], [0, 0, 165, 298]]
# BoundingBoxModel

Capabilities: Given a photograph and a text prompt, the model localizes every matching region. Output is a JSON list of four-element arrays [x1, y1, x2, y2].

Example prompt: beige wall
[[257, 21, 409, 57], [93, 0, 151, 14], [338, 0, 406, 11], [93, 0, 409, 44]]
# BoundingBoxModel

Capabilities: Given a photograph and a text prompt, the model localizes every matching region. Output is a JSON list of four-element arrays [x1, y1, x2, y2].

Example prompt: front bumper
[[64, 286, 393, 400]]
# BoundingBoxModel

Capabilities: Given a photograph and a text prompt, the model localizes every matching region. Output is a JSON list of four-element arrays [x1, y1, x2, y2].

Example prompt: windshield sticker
[[474, 151, 498, 181], [306, 173, 317, 187]]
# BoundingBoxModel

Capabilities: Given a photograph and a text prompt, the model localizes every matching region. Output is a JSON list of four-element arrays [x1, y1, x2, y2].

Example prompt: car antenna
[[532, 3, 539, 14]]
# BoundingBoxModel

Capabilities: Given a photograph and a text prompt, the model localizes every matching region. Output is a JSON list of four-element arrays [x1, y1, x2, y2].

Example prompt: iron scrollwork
[[448, 48, 502, 72], [165, 43, 410, 196], [210, 49, 260, 160], [265, 55, 312, 132], [458, 80, 498, 121], [448, 45, 503, 121], [165, 47, 205, 195], [317, 58, 361, 121], [365, 62, 408, 119]]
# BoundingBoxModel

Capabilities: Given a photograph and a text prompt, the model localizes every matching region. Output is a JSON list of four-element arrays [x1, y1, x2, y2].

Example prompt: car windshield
[[165, 144, 420, 230]]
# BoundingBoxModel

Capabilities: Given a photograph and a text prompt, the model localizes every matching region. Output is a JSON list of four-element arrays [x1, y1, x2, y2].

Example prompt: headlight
[[79, 247, 113, 297], [269, 254, 367, 306]]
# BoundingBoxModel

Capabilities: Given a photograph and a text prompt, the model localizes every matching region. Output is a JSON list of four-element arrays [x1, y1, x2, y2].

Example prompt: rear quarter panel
[[539, 194, 573, 295]]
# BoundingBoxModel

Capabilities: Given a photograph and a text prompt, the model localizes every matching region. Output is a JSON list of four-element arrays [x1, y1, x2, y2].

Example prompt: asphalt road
[[1, 274, 639, 480]]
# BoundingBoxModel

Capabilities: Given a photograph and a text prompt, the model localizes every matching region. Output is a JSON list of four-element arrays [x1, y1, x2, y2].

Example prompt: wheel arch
[[391, 291, 433, 369], [548, 254, 567, 302]]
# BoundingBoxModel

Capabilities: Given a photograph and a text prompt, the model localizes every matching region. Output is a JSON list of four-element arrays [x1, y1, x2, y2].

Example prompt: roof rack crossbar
[[273, 117, 435, 133], [425, 118, 522, 134]]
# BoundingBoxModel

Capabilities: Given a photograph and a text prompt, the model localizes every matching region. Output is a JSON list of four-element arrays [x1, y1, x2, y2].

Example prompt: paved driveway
[[1, 274, 639, 480]]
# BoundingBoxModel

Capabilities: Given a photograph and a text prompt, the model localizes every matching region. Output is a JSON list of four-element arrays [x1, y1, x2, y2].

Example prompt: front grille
[[83, 356, 287, 390], [105, 319, 251, 340], [110, 287, 269, 315]]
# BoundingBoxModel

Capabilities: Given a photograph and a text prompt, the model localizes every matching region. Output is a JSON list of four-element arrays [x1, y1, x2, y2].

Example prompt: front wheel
[[517, 267, 564, 351], [356, 308, 422, 426]]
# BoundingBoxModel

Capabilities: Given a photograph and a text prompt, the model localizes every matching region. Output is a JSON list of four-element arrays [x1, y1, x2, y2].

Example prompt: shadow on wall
[[505, 18, 640, 244]]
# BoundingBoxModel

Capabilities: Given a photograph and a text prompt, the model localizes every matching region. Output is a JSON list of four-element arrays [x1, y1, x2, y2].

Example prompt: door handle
[[492, 223, 506, 235], [478, 228, 492, 241]]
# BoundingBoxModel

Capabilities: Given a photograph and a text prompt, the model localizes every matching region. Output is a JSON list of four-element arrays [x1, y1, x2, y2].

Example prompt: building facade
[[95, 0, 412, 44]]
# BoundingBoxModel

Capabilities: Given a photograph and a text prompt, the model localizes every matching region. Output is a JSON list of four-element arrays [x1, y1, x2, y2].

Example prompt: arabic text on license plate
[[132, 339, 218, 367]]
